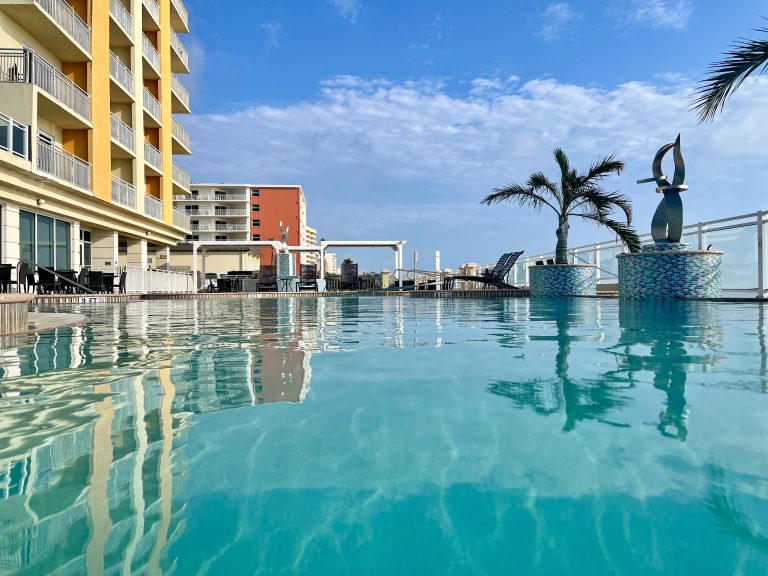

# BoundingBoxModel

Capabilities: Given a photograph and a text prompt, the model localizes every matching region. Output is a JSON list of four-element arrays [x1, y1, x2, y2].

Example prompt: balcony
[[109, 0, 133, 47], [110, 113, 135, 157], [176, 193, 246, 202], [142, 87, 161, 126], [144, 193, 161, 220], [173, 207, 190, 230], [0, 0, 91, 61], [172, 162, 190, 193], [37, 140, 91, 191], [182, 209, 247, 217], [109, 51, 134, 102], [170, 29, 189, 74], [142, 0, 160, 31], [141, 34, 160, 79], [144, 140, 161, 175], [171, 118, 190, 154], [170, 0, 189, 34], [0, 112, 30, 161], [171, 73, 190, 113], [111, 176, 136, 208]]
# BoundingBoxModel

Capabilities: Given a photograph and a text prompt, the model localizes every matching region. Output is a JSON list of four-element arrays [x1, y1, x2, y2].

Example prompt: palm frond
[[581, 155, 625, 184], [579, 213, 641, 253], [692, 26, 768, 122], [571, 189, 634, 224], [481, 184, 558, 214], [528, 172, 562, 206]]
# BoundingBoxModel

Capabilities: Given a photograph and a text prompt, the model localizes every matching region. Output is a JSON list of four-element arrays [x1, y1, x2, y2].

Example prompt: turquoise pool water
[[1, 297, 768, 575]]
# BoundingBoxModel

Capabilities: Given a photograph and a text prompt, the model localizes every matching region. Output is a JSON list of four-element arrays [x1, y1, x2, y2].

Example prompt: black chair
[[204, 273, 218, 292], [37, 267, 59, 294], [258, 265, 277, 291], [56, 269, 76, 293], [298, 264, 318, 291], [341, 261, 359, 290], [103, 273, 116, 294], [447, 251, 523, 289], [0, 265, 16, 293], [546, 259, 555, 265], [17, 262, 35, 293], [77, 268, 88, 293], [118, 270, 127, 293], [87, 270, 105, 292]]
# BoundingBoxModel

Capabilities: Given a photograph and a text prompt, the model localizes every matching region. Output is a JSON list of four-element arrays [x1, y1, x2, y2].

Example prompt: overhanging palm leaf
[[482, 149, 638, 263], [692, 24, 768, 122]]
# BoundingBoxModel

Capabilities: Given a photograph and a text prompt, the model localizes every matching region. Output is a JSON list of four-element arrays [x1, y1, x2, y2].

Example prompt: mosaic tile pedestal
[[617, 243, 723, 300], [529, 264, 597, 297], [275, 253, 297, 292]]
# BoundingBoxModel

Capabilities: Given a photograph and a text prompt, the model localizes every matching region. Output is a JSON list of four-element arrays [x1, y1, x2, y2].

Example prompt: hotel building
[[0, 0, 193, 271]]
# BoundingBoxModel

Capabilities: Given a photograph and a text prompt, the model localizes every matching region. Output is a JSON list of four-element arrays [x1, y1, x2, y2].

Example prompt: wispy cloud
[[330, 0, 362, 23], [624, 0, 694, 30], [261, 22, 282, 49], [182, 74, 768, 268], [538, 3, 579, 41]]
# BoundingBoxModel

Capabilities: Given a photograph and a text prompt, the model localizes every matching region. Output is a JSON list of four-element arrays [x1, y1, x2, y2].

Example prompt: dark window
[[215, 235, 227, 241], [252, 234, 260, 241], [252, 219, 260, 227], [252, 204, 260, 212], [251, 189, 260, 197]]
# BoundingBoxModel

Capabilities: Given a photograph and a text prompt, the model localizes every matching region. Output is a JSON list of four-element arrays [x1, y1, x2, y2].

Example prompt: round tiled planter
[[617, 243, 723, 299], [529, 264, 597, 297]]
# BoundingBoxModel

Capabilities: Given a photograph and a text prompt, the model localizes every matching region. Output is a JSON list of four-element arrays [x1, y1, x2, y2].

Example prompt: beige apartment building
[[0, 0, 193, 272]]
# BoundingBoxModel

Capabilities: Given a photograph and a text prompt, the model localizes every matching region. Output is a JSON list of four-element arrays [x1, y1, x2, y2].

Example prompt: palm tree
[[692, 23, 768, 122], [482, 149, 640, 264]]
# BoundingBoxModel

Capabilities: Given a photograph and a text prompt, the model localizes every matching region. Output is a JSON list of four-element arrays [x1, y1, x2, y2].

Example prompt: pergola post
[[191, 241, 199, 293], [319, 243, 326, 279]]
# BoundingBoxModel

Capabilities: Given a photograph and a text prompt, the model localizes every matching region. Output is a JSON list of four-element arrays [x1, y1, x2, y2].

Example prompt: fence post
[[594, 244, 601, 284], [697, 222, 704, 250], [758, 211, 764, 298]]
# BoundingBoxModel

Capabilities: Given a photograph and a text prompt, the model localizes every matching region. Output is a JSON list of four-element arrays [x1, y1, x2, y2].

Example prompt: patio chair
[[341, 261, 358, 290], [17, 262, 35, 293], [298, 264, 318, 291], [546, 259, 555, 265], [56, 269, 76, 293], [446, 251, 523, 290], [118, 270, 127, 293], [0, 264, 16, 293], [77, 268, 88, 292], [37, 267, 59, 294], [103, 273, 116, 294], [87, 270, 105, 293], [258, 265, 277, 291]]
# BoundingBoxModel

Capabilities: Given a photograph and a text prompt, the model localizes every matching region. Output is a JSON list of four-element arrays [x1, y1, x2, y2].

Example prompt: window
[[252, 234, 260, 241], [185, 205, 198, 214], [19, 211, 34, 263], [20, 210, 70, 269], [252, 204, 259, 212], [215, 235, 228, 241], [251, 189, 260, 197], [55, 220, 70, 269], [252, 219, 260, 227], [80, 230, 91, 267], [185, 234, 200, 241], [36, 215, 54, 267], [190, 190, 198, 197]]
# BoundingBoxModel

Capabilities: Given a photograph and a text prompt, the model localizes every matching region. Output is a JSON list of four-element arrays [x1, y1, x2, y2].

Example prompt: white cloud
[[330, 0, 361, 23], [624, 0, 694, 30], [539, 3, 579, 41], [261, 22, 282, 49], [181, 75, 768, 269]]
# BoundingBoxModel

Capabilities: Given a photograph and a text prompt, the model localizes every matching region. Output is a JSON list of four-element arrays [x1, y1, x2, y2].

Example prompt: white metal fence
[[142, 34, 160, 73], [171, 73, 190, 109], [144, 140, 161, 171], [170, 29, 189, 69], [125, 267, 194, 293], [172, 162, 190, 190], [172, 118, 190, 150], [35, 0, 91, 53], [37, 141, 91, 191], [109, 51, 133, 94], [173, 207, 191, 230], [508, 210, 768, 296], [111, 176, 136, 208], [144, 193, 162, 220], [143, 88, 161, 121], [109, 0, 132, 37], [0, 112, 29, 159], [110, 113, 135, 151], [143, 0, 160, 24]]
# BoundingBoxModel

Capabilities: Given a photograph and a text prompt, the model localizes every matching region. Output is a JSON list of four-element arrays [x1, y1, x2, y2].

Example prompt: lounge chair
[[341, 261, 358, 290], [298, 264, 318, 291], [258, 265, 277, 291], [446, 251, 523, 289]]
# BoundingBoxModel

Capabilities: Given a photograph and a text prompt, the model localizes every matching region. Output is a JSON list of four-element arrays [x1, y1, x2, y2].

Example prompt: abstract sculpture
[[279, 220, 289, 252], [637, 134, 688, 244]]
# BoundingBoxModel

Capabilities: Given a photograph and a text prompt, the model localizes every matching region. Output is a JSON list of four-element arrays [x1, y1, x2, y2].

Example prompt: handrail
[[17, 259, 95, 293]]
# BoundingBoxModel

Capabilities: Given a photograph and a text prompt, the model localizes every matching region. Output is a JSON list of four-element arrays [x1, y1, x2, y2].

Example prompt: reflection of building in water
[[608, 300, 724, 441]]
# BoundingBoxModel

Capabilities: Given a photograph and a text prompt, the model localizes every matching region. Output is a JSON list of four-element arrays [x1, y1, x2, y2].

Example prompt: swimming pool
[[1, 296, 767, 574]]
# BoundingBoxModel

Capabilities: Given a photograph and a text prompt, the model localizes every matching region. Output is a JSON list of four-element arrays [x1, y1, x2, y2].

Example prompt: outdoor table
[[278, 276, 298, 292]]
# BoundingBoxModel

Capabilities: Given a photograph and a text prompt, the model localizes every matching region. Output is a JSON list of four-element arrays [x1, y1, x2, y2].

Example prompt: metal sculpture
[[279, 220, 290, 252], [637, 134, 688, 244]]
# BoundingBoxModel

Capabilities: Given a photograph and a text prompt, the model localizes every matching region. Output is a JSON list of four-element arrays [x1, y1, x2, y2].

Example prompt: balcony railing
[[171, 118, 190, 150], [109, 0, 132, 38], [170, 29, 189, 69], [171, 73, 190, 109], [109, 51, 133, 95], [183, 209, 247, 217], [110, 113, 135, 151], [0, 112, 29, 159], [143, 0, 160, 25], [175, 193, 246, 202], [142, 34, 160, 73], [170, 0, 189, 30], [37, 140, 91, 191], [0, 49, 90, 121], [143, 87, 161, 121], [144, 193, 162, 220], [189, 223, 248, 232], [172, 162, 190, 189], [144, 140, 161, 171], [173, 207, 190, 229], [34, 0, 91, 54], [111, 176, 135, 208]]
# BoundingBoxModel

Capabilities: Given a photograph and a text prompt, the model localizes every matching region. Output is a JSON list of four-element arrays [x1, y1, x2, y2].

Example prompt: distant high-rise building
[[305, 226, 318, 265], [324, 252, 338, 274]]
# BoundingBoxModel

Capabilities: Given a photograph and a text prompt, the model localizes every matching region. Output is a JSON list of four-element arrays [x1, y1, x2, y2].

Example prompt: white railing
[[215, 224, 247, 231], [142, 0, 160, 25], [174, 193, 246, 202], [183, 209, 247, 216], [109, 51, 133, 95], [144, 140, 161, 171], [170, 29, 189, 69], [110, 113, 135, 151], [171, 73, 190, 109], [171, 118, 190, 150], [125, 266, 194, 293], [170, 0, 189, 30], [142, 34, 160, 73], [37, 140, 91, 191], [144, 193, 162, 220], [173, 207, 191, 229], [109, 0, 132, 38], [143, 87, 161, 121], [34, 0, 91, 54], [0, 112, 29, 159], [172, 162, 190, 189], [0, 49, 90, 121], [111, 176, 136, 208]]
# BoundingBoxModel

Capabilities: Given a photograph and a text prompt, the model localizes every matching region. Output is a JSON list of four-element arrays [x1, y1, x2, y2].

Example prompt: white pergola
[[190, 240, 284, 292]]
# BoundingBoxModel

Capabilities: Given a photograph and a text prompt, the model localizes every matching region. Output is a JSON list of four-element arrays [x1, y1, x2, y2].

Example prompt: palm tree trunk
[[555, 221, 569, 264]]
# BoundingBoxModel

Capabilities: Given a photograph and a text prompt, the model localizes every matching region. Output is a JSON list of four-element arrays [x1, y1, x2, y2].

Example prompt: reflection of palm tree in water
[[489, 299, 631, 432]]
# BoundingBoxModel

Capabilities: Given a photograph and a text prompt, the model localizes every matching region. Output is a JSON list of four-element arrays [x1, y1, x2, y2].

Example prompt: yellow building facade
[[0, 0, 192, 272]]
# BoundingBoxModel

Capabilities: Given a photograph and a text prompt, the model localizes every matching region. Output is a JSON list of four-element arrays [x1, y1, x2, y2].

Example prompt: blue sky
[[180, 0, 768, 270]]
